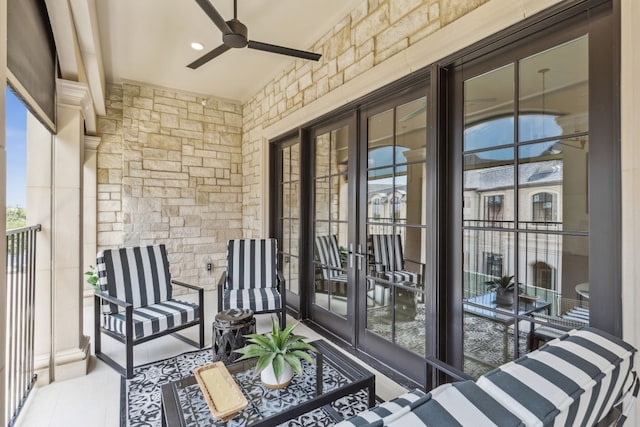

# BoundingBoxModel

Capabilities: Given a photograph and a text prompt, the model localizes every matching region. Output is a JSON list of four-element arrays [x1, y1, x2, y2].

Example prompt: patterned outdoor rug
[[121, 347, 370, 427]]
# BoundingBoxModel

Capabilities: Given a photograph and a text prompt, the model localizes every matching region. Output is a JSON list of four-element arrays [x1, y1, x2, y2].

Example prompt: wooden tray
[[193, 361, 248, 421]]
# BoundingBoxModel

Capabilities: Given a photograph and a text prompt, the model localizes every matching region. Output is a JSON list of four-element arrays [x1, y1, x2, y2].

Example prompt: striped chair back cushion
[[97, 244, 172, 313], [476, 327, 637, 426], [370, 234, 404, 273], [226, 239, 277, 289], [314, 235, 342, 280]]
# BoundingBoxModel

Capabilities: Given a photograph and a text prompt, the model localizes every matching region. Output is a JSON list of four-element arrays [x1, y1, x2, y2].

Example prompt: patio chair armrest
[[277, 270, 286, 292], [171, 279, 202, 292], [94, 291, 132, 308]]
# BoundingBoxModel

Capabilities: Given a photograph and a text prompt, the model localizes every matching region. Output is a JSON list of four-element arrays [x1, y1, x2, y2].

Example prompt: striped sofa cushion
[[387, 382, 525, 427], [227, 239, 277, 289], [335, 389, 429, 427], [476, 327, 636, 427], [97, 244, 172, 314], [223, 288, 282, 312], [103, 299, 199, 339]]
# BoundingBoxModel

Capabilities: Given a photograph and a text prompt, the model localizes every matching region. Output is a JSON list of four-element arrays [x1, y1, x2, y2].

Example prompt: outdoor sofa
[[337, 327, 638, 426]]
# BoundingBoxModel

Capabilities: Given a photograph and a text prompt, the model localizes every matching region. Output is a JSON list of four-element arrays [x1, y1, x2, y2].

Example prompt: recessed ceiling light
[[191, 42, 204, 51]]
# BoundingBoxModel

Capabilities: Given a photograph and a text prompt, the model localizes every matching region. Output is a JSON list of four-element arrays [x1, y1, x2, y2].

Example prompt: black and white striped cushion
[[227, 239, 277, 289], [387, 382, 525, 427], [103, 299, 199, 339], [97, 244, 172, 314], [370, 234, 419, 284], [370, 234, 405, 273], [335, 389, 429, 427], [477, 327, 636, 427], [315, 235, 346, 281], [223, 288, 282, 312], [380, 270, 419, 284]]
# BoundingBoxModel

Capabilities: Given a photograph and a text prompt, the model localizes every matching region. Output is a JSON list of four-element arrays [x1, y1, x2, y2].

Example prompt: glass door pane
[[462, 35, 590, 377], [362, 96, 428, 358], [278, 139, 302, 312], [312, 121, 354, 339]]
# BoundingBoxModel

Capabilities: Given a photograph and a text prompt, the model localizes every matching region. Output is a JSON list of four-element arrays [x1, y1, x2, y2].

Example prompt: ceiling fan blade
[[187, 44, 231, 69], [248, 40, 321, 61], [195, 0, 232, 35]]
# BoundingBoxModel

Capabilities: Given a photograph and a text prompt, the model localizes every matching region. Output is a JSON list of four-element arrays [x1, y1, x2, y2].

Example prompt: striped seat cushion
[[335, 389, 429, 427], [103, 299, 199, 339], [387, 382, 525, 427], [476, 327, 637, 427], [379, 270, 419, 284], [563, 306, 590, 323], [97, 244, 172, 314], [223, 288, 282, 312]]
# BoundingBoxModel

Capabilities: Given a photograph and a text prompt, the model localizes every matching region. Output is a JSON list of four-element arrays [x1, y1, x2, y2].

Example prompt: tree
[[6, 207, 26, 230]]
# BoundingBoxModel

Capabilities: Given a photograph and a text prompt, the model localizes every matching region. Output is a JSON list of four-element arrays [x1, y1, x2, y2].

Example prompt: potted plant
[[235, 318, 317, 389], [485, 275, 517, 306], [85, 265, 100, 292]]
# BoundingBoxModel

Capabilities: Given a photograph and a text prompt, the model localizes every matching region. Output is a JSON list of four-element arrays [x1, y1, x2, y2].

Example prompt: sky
[[5, 86, 27, 208]]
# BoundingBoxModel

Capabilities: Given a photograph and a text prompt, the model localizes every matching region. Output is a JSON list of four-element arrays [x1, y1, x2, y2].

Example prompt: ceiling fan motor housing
[[223, 19, 248, 48]]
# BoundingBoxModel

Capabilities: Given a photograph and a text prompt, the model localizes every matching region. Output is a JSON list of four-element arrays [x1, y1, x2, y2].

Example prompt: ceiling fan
[[188, 0, 322, 69]]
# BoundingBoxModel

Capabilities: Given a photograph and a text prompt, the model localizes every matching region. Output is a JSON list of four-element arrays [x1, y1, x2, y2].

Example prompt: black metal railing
[[6, 224, 41, 427]]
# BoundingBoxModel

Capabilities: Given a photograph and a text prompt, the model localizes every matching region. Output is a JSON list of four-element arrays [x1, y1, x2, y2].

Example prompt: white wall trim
[[56, 79, 96, 135], [620, 0, 640, 423]]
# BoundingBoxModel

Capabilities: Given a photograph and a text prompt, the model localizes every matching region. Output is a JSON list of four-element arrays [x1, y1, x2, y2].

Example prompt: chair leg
[[125, 305, 134, 379], [94, 295, 102, 357], [199, 288, 205, 348]]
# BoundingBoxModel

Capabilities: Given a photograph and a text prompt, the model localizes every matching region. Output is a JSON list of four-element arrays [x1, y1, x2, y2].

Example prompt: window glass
[[519, 36, 588, 142]]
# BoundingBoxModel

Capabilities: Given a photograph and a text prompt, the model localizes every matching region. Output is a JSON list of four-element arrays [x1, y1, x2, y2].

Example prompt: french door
[[308, 89, 431, 381], [356, 92, 429, 381], [310, 115, 358, 342]]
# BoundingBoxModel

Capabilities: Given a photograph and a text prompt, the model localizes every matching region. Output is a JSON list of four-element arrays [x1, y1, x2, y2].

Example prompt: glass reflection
[[464, 64, 515, 151], [519, 137, 588, 232], [315, 133, 330, 177], [519, 36, 588, 142], [368, 109, 394, 169], [396, 97, 427, 152], [463, 148, 515, 224], [288, 256, 299, 295]]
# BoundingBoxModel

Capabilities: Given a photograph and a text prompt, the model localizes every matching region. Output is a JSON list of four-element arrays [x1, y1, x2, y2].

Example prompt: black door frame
[[269, 0, 619, 388], [444, 0, 619, 369]]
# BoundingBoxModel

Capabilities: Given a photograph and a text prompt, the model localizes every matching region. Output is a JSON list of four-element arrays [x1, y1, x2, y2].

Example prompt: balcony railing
[[5, 224, 41, 427]]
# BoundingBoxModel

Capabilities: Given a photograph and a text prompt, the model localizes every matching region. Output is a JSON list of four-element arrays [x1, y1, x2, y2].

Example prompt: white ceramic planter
[[260, 362, 293, 390]]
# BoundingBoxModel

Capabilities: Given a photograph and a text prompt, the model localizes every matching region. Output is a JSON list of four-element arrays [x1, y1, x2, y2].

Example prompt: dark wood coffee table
[[160, 339, 375, 426]]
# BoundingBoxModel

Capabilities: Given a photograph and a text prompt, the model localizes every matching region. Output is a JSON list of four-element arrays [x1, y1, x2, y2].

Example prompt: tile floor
[[14, 291, 407, 427]]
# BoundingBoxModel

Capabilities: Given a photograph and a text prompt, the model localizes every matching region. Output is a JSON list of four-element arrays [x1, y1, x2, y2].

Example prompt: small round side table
[[212, 308, 255, 364]]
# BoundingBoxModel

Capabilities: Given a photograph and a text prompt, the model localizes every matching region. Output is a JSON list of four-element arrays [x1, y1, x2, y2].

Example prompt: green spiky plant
[[235, 318, 317, 382], [485, 275, 516, 293]]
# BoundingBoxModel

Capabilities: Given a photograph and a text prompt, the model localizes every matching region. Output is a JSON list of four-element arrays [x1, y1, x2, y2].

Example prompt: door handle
[[349, 243, 354, 269], [354, 244, 366, 270]]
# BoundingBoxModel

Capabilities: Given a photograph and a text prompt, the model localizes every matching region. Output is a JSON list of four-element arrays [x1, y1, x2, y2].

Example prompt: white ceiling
[[95, 0, 361, 102]]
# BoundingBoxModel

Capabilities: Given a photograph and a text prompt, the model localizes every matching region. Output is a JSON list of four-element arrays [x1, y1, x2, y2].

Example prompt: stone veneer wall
[[241, 0, 489, 236], [96, 82, 243, 289], [93, 0, 528, 286]]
